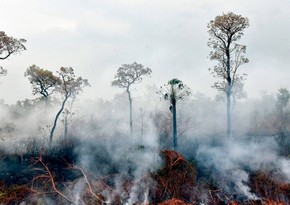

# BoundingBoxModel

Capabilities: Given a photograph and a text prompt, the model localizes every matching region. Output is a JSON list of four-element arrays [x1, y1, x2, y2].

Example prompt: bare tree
[[25, 65, 61, 101], [208, 12, 249, 137], [158, 78, 190, 150], [49, 67, 89, 144], [0, 31, 26, 75], [112, 62, 152, 136]]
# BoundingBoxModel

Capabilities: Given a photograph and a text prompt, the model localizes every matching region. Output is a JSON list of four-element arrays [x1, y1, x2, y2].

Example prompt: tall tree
[[112, 62, 152, 136], [0, 31, 26, 75], [208, 12, 249, 137], [158, 78, 190, 150], [49, 67, 89, 144], [25, 65, 61, 101]]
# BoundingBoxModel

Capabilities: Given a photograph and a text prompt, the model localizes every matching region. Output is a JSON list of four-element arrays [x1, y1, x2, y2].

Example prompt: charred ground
[[0, 134, 289, 205]]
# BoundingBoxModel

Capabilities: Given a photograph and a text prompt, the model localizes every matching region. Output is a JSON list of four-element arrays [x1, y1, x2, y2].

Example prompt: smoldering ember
[[1, 6, 290, 205]]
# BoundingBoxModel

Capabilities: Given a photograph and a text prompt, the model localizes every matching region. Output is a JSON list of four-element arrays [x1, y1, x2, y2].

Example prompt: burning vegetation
[[1, 11, 290, 205], [151, 150, 196, 203], [0, 138, 289, 204]]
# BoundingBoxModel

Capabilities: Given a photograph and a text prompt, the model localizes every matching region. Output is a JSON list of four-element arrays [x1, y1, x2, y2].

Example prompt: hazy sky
[[1, 0, 290, 104]]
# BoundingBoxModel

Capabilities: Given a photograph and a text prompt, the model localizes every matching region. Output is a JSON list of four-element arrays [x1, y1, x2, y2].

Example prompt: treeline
[[0, 87, 289, 153], [1, 12, 289, 153]]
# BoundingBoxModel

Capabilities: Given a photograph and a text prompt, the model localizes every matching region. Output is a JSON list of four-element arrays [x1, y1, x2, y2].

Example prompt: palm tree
[[158, 78, 190, 150]]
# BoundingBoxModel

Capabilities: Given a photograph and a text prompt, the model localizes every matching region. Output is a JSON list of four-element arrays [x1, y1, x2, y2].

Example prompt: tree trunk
[[127, 88, 133, 136], [140, 109, 144, 138], [172, 100, 177, 150], [226, 46, 232, 138], [64, 116, 68, 140], [49, 95, 69, 145], [226, 90, 231, 138], [281, 107, 285, 132], [64, 97, 75, 141]]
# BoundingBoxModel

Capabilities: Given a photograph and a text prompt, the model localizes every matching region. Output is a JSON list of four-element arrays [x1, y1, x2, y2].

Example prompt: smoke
[[0, 99, 62, 153], [71, 131, 161, 204], [67, 94, 162, 204], [71, 178, 86, 204], [280, 158, 290, 181], [193, 136, 289, 199], [0, 87, 289, 203]]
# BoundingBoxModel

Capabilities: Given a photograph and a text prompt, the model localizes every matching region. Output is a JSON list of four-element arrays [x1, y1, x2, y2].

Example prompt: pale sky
[[1, 0, 290, 104]]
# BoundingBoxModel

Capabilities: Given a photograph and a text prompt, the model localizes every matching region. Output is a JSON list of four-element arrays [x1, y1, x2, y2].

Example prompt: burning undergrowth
[[0, 133, 290, 204], [188, 135, 290, 204], [151, 150, 196, 203], [249, 170, 290, 202], [0, 181, 32, 204]]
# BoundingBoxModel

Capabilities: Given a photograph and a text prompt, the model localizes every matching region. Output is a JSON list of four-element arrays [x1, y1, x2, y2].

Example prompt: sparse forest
[[0, 11, 290, 205]]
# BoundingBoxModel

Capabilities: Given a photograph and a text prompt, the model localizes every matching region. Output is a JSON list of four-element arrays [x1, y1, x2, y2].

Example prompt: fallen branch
[[68, 163, 105, 203], [31, 156, 74, 203]]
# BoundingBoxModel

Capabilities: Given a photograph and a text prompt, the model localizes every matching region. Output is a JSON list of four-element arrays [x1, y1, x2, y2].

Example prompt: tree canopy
[[25, 65, 61, 100], [57, 67, 90, 98], [0, 31, 26, 60], [159, 78, 191, 109], [0, 31, 26, 76], [112, 62, 152, 89], [208, 12, 249, 93]]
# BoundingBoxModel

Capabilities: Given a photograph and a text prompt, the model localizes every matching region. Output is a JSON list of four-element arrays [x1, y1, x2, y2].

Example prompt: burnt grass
[[0, 136, 290, 205], [0, 141, 78, 186]]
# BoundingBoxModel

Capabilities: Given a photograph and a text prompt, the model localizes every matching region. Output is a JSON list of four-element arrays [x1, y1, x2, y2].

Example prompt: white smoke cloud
[[195, 136, 289, 199]]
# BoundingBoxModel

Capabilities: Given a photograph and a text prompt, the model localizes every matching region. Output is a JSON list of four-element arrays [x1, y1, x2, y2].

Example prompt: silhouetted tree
[[0, 31, 26, 75], [49, 67, 89, 144], [158, 78, 190, 150], [112, 62, 152, 136], [25, 65, 61, 101], [208, 12, 249, 137]]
